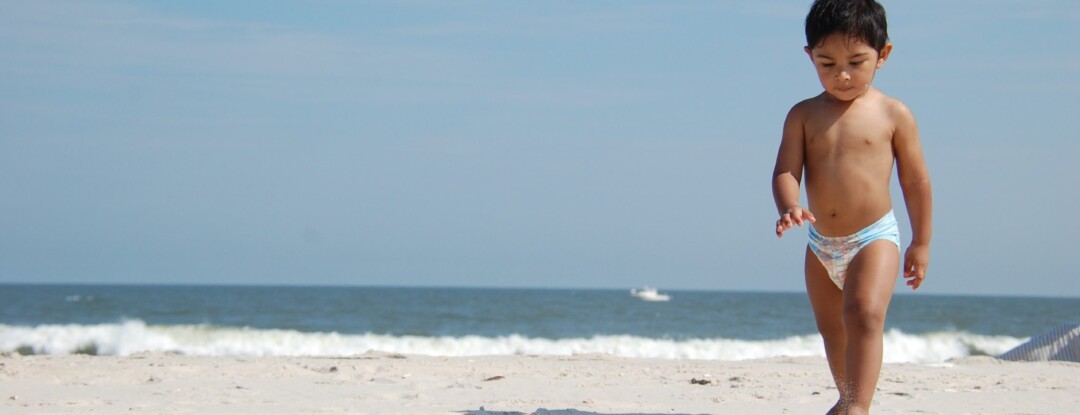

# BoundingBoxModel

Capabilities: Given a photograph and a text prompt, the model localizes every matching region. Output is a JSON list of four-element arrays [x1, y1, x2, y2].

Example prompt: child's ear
[[876, 43, 893, 68], [804, 46, 813, 61]]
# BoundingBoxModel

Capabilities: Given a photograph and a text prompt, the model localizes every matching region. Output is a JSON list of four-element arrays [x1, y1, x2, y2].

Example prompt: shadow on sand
[[460, 409, 707, 415]]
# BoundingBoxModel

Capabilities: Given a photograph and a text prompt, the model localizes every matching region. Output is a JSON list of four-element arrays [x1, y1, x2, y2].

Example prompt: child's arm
[[892, 102, 933, 290], [773, 103, 816, 238]]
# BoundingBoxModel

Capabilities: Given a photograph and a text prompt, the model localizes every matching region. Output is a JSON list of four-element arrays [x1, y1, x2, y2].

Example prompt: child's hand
[[775, 207, 815, 239], [903, 244, 930, 290]]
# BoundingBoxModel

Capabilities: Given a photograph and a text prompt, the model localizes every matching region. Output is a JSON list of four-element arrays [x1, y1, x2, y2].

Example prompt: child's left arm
[[892, 102, 933, 290]]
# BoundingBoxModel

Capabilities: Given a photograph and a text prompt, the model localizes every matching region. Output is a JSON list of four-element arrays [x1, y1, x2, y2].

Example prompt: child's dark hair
[[805, 0, 889, 52]]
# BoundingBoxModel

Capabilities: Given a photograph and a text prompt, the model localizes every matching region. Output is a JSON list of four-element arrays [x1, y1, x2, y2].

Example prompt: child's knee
[[842, 299, 887, 331], [817, 319, 846, 340]]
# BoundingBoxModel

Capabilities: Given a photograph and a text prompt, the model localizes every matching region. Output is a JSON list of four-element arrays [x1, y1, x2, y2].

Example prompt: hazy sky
[[2, 0, 1078, 297]]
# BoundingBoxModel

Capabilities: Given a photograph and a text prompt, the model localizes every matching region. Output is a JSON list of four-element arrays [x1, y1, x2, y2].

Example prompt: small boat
[[630, 287, 671, 302]]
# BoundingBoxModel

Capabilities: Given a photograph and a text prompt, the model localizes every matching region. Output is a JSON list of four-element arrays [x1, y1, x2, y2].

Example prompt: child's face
[[805, 33, 892, 101]]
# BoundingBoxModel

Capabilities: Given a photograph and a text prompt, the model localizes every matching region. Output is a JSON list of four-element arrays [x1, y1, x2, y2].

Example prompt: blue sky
[[1, 0, 1078, 297]]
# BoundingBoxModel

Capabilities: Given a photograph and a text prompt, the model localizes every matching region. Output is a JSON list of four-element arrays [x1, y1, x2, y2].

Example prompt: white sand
[[1, 352, 1076, 414]]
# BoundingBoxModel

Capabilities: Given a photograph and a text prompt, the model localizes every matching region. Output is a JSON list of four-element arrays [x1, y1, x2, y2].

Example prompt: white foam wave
[[0, 321, 1026, 363]]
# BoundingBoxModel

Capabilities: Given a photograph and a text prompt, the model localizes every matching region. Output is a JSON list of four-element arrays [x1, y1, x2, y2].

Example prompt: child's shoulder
[[785, 93, 828, 120], [792, 92, 828, 109], [874, 91, 917, 124]]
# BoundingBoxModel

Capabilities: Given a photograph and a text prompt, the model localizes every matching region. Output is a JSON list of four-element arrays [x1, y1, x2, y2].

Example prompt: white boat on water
[[630, 287, 671, 302]]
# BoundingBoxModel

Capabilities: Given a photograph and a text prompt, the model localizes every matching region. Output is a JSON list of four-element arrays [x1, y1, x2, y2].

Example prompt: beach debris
[[690, 378, 712, 385], [305, 365, 340, 374], [470, 406, 530, 414], [728, 376, 748, 388], [9, 395, 16, 401], [483, 375, 506, 382], [359, 351, 408, 359]]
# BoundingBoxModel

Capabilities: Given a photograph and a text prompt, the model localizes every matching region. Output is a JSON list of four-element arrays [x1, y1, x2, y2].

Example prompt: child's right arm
[[772, 103, 816, 238]]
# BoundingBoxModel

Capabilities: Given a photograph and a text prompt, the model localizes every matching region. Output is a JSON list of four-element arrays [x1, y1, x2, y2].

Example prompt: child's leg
[[841, 240, 900, 414], [804, 247, 848, 414]]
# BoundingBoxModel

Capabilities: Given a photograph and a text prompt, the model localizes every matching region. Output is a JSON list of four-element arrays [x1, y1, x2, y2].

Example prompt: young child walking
[[772, 1, 933, 414]]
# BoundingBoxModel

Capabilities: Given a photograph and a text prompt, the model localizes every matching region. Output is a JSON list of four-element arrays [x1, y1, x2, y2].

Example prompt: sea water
[[1, 284, 1076, 363]]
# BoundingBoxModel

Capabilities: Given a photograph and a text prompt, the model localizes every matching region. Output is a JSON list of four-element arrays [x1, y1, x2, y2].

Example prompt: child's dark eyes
[[821, 61, 865, 69]]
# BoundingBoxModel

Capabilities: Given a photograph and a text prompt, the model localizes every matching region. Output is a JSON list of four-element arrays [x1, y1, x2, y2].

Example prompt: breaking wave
[[0, 320, 1025, 363]]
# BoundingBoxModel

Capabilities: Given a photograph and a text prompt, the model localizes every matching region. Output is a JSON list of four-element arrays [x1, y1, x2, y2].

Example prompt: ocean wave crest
[[0, 320, 1026, 363]]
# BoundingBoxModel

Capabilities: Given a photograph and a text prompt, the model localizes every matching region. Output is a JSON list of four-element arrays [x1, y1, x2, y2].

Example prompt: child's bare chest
[[804, 108, 894, 159]]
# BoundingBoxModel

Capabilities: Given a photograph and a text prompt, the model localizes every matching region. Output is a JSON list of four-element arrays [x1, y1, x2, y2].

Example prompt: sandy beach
[[1, 352, 1076, 415]]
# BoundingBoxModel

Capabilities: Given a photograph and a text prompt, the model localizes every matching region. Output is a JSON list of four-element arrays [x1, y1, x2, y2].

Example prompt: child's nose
[[835, 71, 851, 82]]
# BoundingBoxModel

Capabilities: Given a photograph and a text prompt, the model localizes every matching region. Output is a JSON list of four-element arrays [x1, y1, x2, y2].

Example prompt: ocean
[[1, 284, 1077, 364]]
